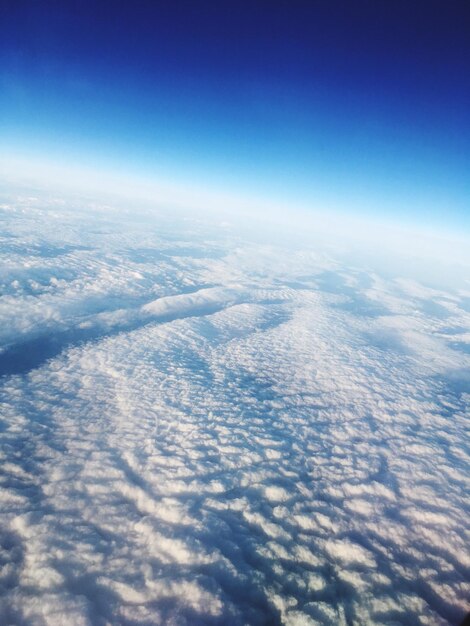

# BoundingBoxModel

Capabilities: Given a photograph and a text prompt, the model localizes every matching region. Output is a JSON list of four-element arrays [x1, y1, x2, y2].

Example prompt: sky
[[1, 0, 469, 230], [1, 5, 470, 623]]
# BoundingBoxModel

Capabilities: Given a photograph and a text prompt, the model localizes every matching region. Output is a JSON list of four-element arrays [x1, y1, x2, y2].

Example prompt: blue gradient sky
[[1, 1, 469, 229]]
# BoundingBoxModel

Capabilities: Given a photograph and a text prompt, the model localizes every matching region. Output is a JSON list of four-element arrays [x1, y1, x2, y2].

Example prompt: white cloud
[[0, 188, 469, 625]]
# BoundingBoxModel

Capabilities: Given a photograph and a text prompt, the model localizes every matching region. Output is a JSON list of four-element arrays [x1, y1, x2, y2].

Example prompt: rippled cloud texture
[[0, 192, 469, 625]]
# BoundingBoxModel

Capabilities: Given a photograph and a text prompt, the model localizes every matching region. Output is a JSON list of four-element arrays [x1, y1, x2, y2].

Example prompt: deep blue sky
[[1, 1, 469, 228]]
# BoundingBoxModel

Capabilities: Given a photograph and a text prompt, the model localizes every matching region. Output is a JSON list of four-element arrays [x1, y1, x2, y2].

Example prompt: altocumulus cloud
[[0, 192, 469, 625]]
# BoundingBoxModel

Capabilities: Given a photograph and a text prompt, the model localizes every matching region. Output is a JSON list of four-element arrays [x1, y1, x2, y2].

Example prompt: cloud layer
[[0, 192, 469, 625]]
